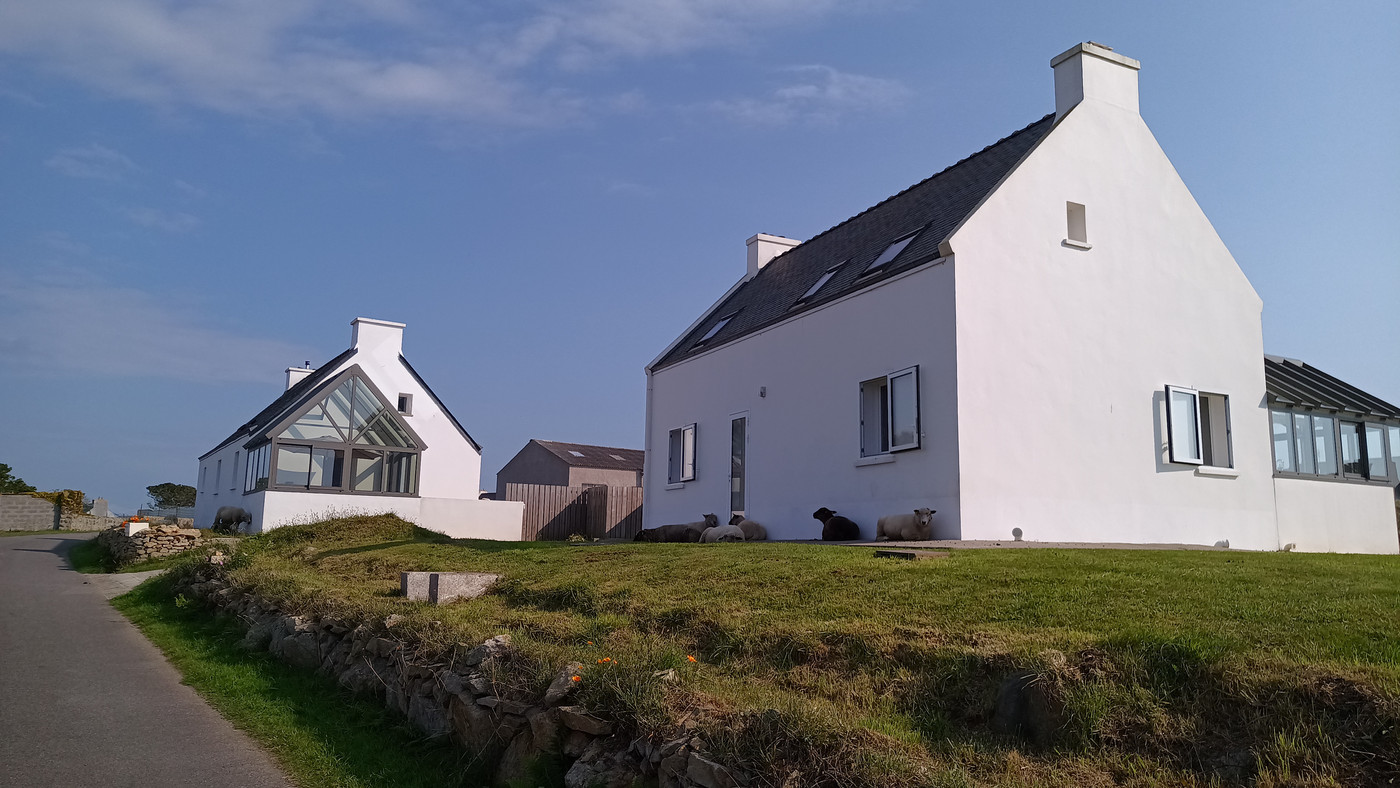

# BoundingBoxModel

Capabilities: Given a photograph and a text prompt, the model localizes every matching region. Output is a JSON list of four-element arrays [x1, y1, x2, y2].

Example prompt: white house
[[643, 42, 1400, 554], [195, 317, 523, 538]]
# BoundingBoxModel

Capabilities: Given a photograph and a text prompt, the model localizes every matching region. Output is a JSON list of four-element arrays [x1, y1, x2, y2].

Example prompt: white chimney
[[350, 317, 406, 358], [1051, 42, 1140, 119], [285, 364, 315, 391], [746, 233, 800, 280]]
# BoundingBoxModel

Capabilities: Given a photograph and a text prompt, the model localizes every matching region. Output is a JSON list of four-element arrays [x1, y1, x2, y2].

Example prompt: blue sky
[[2, 1, 1396, 514]]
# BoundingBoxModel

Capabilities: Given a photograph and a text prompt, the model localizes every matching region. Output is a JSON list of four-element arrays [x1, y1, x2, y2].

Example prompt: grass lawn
[[190, 515, 1400, 787], [112, 577, 490, 788]]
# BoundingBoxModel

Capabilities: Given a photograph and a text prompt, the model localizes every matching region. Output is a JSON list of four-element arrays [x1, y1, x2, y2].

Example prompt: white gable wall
[[945, 96, 1280, 549], [644, 261, 961, 540]]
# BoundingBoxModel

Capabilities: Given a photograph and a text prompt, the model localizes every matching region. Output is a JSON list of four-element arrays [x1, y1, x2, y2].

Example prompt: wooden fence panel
[[503, 483, 645, 541]]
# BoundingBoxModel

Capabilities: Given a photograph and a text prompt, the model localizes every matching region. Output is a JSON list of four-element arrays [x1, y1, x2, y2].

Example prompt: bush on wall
[[32, 489, 86, 515]]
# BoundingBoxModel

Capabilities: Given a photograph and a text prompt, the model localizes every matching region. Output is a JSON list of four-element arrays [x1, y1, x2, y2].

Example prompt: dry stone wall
[[177, 567, 749, 788], [97, 524, 202, 565], [0, 494, 124, 531]]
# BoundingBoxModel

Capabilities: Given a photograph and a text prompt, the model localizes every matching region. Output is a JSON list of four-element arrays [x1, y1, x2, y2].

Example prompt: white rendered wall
[[195, 441, 246, 529], [644, 262, 960, 541], [1273, 479, 1399, 554], [945, 99, 1280, 549]]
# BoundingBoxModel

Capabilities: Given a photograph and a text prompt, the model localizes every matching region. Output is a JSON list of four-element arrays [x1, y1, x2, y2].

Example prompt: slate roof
[[651, 113, 1057, 371], [201, 348, 357, 459], [1264, 355, 1400, 421], [200, 348, 482, 458], [534, 440, 645, 471]]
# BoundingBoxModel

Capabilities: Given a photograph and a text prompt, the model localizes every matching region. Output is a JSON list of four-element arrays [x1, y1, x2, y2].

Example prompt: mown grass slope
[[213, 515, 1400, 787]]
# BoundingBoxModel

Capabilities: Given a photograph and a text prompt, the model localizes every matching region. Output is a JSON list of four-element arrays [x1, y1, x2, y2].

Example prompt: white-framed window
[[860, 366, 920, 457], [397, 393, 413, 415], [1066, 202, 1088, 245], [1165, 386, 1232, 467], [668, 423, 696, 483]]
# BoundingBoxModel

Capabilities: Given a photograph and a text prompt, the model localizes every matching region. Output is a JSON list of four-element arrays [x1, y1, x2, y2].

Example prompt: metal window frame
[[860, 232, 919, 277], [887, 365, 921, 453], [668, 423, 697, 483], [1198, 391, 1233, 469], [795, 262, 845, 305], [1165, 385, 1203, 465], [730, 411, 748, 516], [1269, 405, 1399, 486], [694, 314, 737, 347]]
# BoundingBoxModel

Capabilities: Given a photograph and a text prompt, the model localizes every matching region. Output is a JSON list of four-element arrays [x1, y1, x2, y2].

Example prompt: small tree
[[0, 463, 36, 494], [147, 482, 197, 510]]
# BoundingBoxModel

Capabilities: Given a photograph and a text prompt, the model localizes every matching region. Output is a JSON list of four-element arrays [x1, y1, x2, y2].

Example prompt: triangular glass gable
[[279, 373, 416, 449]]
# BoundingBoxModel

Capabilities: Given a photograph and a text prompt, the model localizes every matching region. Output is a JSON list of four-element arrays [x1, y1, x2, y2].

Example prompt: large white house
[[643, 42, 1400, 554], [195, 317, 523, 538]]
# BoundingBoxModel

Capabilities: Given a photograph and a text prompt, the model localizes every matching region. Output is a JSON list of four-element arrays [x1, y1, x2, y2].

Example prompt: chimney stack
[[350, 317, 405, 358], [745, 233, 800, 280], [1051, 42, 1140, 119], [285, 366, 315, 391]]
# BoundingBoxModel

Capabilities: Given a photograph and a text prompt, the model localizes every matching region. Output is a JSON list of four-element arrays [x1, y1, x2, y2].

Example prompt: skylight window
[[796, 262, 845, 305], [695, 313, 737, 346], [569, 450, 585, 457], [861, 232, 918, 275], [610, 454, 626, 461]]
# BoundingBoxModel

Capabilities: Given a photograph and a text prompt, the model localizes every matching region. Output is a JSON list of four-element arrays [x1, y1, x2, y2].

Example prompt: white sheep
[[876, 508, 936, 541], [699, 524, 746, 543], [728, 514, 767, 541]]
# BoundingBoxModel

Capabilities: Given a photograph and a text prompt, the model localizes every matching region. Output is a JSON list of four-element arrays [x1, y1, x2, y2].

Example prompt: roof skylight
[[796, 262, 845, 305], [695, 312, 737, 346], [568, 450, 585, 457], [610, 454, 626, 461], [861, 232, 919, 275]]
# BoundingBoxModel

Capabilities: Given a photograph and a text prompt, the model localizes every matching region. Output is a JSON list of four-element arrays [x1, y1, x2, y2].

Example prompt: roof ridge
[[779, 113, 1055, 256], [537, 439, 643, 453]]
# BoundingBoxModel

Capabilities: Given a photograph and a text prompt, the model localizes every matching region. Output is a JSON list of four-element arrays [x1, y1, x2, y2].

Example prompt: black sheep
[[812, 507, 861, 541]]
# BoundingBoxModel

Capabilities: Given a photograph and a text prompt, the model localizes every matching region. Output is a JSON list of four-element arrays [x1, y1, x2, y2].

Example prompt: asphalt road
[[0, 532, 291, 788]]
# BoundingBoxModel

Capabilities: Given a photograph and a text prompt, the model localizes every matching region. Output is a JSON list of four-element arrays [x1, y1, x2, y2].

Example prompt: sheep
[[700, 524, 746, 543], [634, 513, 718, 543], [728, 514, 767, 541], [876, 508, 937, 541], [812, 507, 861, 541]]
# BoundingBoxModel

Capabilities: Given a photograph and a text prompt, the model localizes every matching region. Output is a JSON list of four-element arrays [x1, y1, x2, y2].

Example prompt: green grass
[[112, 576, 487, 788], [186, 515, 1400, 787]]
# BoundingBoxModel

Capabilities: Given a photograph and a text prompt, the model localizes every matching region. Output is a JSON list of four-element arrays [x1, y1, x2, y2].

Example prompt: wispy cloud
[[123, 206, 201, 233], [0, 0, 851, 126], [0, 266, 317, 383], [173, 179, 206, 199], [704, 65, 910, 126], [45, 143, 139, 179]]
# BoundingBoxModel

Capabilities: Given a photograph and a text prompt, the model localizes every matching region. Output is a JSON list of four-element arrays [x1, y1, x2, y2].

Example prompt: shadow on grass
[[113, 577, 488, 788]]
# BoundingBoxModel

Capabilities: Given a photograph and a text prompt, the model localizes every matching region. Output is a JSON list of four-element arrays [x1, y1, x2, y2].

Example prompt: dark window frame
[[1270, 405, 1396, 486]]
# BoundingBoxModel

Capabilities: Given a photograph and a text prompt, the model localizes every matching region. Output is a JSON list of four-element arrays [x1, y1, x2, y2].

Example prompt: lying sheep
[[812, 507, 861, 541], [700, 524, 746, 543], [876, 508, 937, 541], [634, 513, 718, 543], [728, 514, 767, 541]]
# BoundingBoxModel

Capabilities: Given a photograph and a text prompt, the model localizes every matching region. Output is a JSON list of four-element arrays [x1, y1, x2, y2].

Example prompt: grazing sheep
[[213, 506, 252, 534], [633, 513, 718, 543], [700, 524, 746, 543], [812, 507, 861, 541], [728, 514, 768, 541], [876, 508, 937, 541]]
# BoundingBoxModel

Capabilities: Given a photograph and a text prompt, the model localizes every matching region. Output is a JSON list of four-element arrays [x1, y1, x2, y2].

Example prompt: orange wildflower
[[687, 655, 697, 663], [571, 675, 581, 682]]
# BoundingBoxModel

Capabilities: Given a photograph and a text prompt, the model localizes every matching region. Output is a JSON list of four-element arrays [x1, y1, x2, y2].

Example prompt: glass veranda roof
[[280, 374, 417, 449]]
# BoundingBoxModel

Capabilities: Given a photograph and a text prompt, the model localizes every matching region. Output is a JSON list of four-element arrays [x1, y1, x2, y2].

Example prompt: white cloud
[[0, 266, 317, 383], [123, 206, 201, 233], [45, 143, 139, 179], [704, 65, 910, 125], [0, 0, 851, 125], [173, 179, 206, 199]]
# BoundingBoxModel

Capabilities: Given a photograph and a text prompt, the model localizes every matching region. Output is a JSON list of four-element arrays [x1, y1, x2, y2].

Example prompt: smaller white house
[[195, 318, 522, 538]]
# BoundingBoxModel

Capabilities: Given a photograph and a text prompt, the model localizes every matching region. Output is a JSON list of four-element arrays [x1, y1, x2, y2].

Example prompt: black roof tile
[[651, 114, 1056, 371]]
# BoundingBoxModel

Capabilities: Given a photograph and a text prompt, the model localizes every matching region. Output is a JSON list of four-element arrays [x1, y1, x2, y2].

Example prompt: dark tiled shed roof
[[535, 440, 645, 471], [1264, 355, 1400, 420], [651, 113, 1056, 371]]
